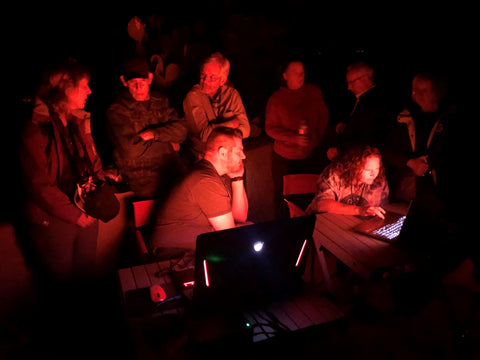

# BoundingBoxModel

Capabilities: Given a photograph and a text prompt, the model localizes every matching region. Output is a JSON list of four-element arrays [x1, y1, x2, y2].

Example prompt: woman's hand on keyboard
[[359, 205, 386, 219]]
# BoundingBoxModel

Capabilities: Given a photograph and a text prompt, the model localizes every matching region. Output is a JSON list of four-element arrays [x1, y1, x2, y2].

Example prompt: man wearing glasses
[[183, 52, 251, 164], [327, 61, 397, 160]]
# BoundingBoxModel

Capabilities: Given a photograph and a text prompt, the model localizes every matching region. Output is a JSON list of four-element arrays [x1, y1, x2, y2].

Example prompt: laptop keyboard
[[372, 216, 406, 240]]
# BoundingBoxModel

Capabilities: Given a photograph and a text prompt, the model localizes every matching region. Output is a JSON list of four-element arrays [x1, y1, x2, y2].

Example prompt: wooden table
[[117, 260, 174, 305], [312, 204, 419, 292], [117, 260, 345, 355]]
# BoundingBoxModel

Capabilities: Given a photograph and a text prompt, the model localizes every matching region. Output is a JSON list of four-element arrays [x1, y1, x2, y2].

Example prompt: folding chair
[[132, 199, 155, 262], [283, 173, 335, 290], [282, 173, 318, 218], [132, 199, 190, 264]]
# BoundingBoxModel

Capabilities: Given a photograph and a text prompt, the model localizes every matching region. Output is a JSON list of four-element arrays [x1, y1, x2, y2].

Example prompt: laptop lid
[[192, 215, 316, 312]]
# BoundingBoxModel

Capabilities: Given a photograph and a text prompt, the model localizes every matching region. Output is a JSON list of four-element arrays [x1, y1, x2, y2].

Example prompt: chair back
[[283, 174, 319, 218], [133, 199, 155, 228], [132, 199, 156, 260], [283, 174, 318, 196]]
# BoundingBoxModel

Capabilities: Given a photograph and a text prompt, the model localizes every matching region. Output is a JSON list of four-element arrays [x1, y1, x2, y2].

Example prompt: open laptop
[[171, 215, 316, 313], [352, 202, 412, 243]]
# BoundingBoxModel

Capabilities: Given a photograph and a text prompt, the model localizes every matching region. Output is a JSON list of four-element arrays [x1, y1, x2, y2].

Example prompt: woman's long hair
[[333, 145, 386, 187]]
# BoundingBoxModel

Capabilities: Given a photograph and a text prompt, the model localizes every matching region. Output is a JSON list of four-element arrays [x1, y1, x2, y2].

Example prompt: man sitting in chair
[[148, 126, 249, 260]]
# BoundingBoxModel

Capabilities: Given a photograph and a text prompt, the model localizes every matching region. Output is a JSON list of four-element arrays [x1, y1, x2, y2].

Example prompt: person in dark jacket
[[327, 61, 397, 160], [106, 57, 188, 200], [384, 72, 455, 204], [20, 60, 114, 285]]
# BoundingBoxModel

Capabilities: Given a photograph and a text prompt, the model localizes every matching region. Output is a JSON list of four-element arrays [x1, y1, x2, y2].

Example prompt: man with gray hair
[[327, 61, 397, 160], [183, 52, 251, 163]]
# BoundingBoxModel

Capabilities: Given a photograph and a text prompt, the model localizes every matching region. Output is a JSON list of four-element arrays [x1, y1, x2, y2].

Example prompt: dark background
[[2, 0, 472, 222]]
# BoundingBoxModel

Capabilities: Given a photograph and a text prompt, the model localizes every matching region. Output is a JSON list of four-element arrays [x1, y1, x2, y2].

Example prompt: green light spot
[[206, 255, 224, 262]]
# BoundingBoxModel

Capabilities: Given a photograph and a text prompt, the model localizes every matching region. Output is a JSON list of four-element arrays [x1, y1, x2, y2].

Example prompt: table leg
[[316, 245, 334, 295]]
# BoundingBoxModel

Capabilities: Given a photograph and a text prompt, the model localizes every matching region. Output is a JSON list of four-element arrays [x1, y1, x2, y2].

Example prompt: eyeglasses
[[346, 74, 366, 85], [200, 73, 222, 82]]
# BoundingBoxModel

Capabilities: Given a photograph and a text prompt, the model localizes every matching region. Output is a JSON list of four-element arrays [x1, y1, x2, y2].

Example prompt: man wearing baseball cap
[[106, 57, 188, 200]]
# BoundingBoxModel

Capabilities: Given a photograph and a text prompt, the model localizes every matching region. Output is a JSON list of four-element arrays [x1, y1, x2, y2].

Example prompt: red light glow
[[203, 259, 210, 287], [295, 240, 308, 267], [183, 281, 195, 288]]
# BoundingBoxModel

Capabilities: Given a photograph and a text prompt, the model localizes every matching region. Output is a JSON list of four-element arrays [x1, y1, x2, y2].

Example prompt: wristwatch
[[230, 176, 244, 182]]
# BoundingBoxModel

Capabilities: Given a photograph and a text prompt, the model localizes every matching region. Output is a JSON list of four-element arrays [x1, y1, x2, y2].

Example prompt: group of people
[[18, 45, 472, 303], [264, 58, 473, 291], [266, 59, 458, 222], [18, 51, 252, 291]]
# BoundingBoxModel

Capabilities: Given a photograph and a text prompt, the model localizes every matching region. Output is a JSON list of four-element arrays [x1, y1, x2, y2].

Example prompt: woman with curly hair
[[306, 145, 389, 218]]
